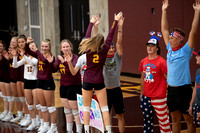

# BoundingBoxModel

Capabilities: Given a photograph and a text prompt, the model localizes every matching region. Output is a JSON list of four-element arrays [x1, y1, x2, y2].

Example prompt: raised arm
[[105, 12, 122, 49], [85, 15, 98, 38], [25, 43, 38, 58], [24, 55, 38, 66], [65, 54, 80, 76], [12, 56, 25, 68], [161, 0, 170, 46], [116, 16, 124, 56], [188, 0, 200, 49]]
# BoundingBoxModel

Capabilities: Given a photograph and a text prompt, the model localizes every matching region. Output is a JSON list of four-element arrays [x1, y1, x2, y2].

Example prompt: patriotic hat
[[146, 36, 159, 45], [193, 50, 200, 56]]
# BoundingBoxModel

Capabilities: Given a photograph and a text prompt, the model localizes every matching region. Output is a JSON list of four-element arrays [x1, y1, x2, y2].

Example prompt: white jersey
[[13, 55, 38, 80], [75, 53, 86, 83]]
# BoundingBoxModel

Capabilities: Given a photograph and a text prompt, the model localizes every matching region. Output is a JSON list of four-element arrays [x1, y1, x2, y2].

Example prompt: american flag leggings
[[140, 95, 172, 133]]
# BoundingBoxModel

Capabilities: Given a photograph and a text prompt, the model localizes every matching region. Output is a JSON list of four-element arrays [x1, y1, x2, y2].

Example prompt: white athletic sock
[[76, 124, 83, 133], [84, 125, 89, 133], [67, 123, 73, 131]]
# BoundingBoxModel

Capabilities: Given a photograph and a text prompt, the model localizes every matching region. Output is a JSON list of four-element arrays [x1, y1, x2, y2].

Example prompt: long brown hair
[[79, 33, 104, 54]]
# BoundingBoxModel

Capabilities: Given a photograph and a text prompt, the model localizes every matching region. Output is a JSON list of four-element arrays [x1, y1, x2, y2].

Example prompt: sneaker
[[18, 115, 26, 125], [38, 123, 44, 132], [47, 126, 58, 133], [2, 112, 13, 122], [36, 118, 41, 127], [0, 111, 8, 120], [20, 118, 31, 127], [26, 122, 37, 130], [10, 114, 23, 123], [38, 125, 50, 133]]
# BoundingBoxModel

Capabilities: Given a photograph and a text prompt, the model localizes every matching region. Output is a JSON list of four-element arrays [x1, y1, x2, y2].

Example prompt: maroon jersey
[[9, 58, 21, 81], [54, 54, 81, 86], [83, 20, 118, 83], [25, 43, 55, 80], [36, 50, 55, 80], [0, 55, 10, 81]]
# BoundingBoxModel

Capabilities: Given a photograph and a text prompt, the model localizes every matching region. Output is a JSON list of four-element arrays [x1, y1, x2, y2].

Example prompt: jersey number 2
[[93, 54, 99, 63]]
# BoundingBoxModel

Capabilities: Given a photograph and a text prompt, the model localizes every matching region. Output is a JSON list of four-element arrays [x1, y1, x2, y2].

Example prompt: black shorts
[[60, 85, 82, 100], [24, 79, 37, 89], [167, 84, 192, 114], [83, 82, 105, 90], [36, 79, 55, 91], [0, 79, 10, 83], [10, 80, 17, 83], [107, 87, 125, 114]]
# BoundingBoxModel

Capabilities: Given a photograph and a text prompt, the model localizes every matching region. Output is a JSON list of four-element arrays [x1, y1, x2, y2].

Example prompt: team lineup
[[0, 0, 200, 133]]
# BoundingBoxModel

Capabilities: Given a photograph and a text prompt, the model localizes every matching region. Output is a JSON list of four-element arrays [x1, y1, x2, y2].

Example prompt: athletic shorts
[[83, 82, 105, 91], [167, 84, 192, 114], [10, 80, 17, 83], [107, 87, 125, 114], [36, 78, 55, 91], [0, 79, 10, 83], [192, 103, 200, 125], [24, 79, 37, 89], [60, 85, 82, 100]]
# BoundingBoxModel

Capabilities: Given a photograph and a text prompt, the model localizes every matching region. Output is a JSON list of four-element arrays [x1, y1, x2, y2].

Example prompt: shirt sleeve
[[25, 43, 38, 58], [182, 42, 194, 55], [104, 20, 118, 51], [36, 50, 48, 63], [166, 42, 170, 50], [85, 22, 94, 38], [12, 56, 25, 68]]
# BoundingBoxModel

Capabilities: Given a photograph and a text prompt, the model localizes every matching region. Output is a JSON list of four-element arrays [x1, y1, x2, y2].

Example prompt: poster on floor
[[77, 94, 104, 133]]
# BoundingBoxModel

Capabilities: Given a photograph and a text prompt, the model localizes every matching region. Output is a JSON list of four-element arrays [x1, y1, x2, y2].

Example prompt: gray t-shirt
[[194, 68, 200, 105], [103, 53, 122, 87]]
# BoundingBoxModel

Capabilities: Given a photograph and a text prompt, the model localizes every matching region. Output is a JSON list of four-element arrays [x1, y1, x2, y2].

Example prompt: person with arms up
[[161, 0, 200, 132]]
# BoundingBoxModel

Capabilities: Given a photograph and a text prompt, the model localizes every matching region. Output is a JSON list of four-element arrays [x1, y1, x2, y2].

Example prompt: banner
[[77, 94, 104, 133]]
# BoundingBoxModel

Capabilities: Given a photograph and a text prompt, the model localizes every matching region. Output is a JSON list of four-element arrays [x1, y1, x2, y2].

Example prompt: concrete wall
[[89, 0, 109, 38], [16, 0, 60, 56]]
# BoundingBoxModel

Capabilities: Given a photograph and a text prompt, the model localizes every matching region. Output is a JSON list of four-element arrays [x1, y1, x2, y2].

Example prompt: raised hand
[[162, 0, 169, 11], [114, 11, 123, 21], [94, 15, 101, 27], [118, 15, 125, 27], [58, 55, 64, 63], [18, 48, 25, 56], [46, 55, 54, 63], [193, 0, 200, 11], [27, 37, 34, 44], [90, 15, 98, 23], [2, 50, 10, 60], [64, 54, 72, 63], [29, 43, 38, 52], [10, 48, 17, 56]]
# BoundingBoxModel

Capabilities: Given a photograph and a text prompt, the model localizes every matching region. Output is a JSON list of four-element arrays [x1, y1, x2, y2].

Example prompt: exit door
[[59, 0, 89, 54]]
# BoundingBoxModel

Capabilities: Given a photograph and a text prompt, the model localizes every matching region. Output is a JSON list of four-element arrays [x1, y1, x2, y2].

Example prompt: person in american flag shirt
[[139, 36, 171, 133]]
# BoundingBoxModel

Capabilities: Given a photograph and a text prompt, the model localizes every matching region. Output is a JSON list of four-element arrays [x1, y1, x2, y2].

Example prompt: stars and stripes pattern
[[192, 103, 200, 125], [140, 95, 171, 133]]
